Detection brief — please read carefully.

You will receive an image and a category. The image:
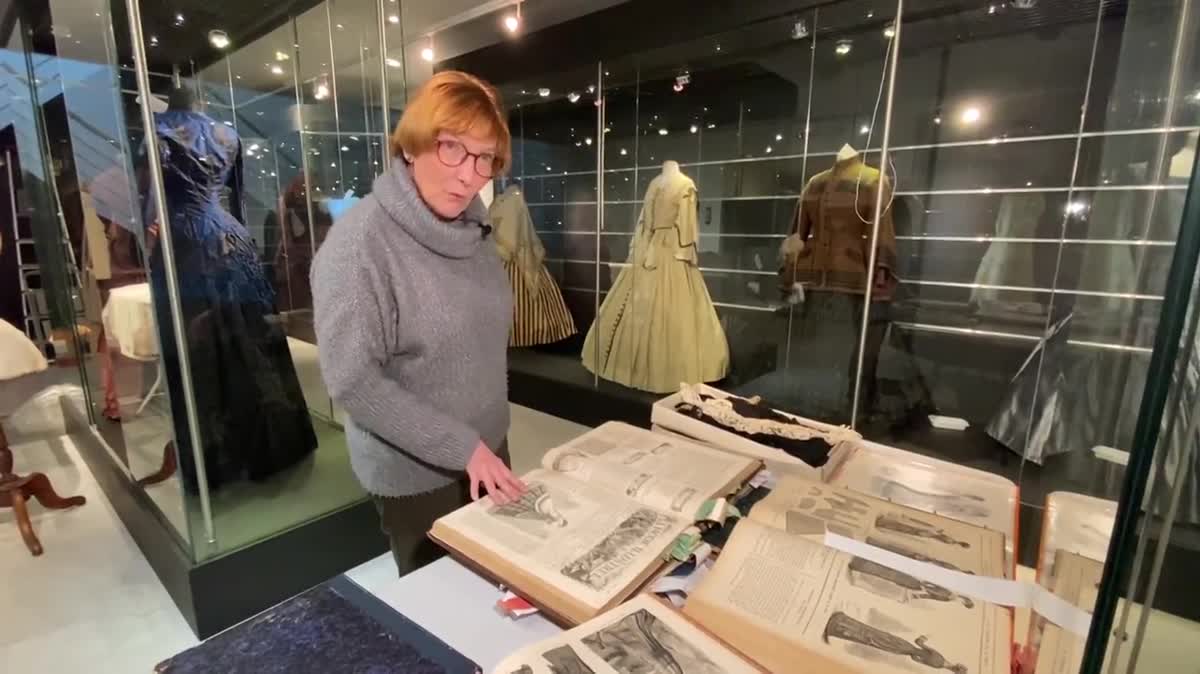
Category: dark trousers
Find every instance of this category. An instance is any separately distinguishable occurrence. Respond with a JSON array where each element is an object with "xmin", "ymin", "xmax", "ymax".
[{"xmin": 372, "ymin": 442, "xmax": 510, "ymax": 577}]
